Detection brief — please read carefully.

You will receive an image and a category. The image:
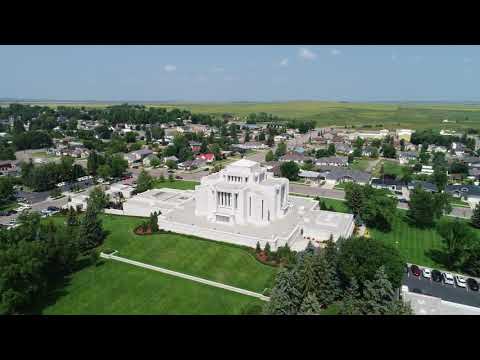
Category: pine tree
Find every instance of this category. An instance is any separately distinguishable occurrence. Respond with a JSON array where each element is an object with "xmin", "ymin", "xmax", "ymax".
[
  {"xmin": 299, "ymin": 255, "xmax": 316, "ymax": 296},
  {"xmin": 339, "ymin": 278, "xmax": 362, "ymax": 315},
  {"xmin": 150, "ymin": 212, "xmax": 159, "ymax": 232},
  {"xmin": 264, "ymin": 242, "xmax": 271, "ymax": 256},
  {"xmin": 66, "ymin": 206, "xmax": 78, "ymax": 226},
  {"xmin": 472, "ymin": 203, "xmax": 480, "ymax": 229},
  {"xmin": 256, "ymin": 241, "xmax": 261, "ymax": 253},
  {"xmin": 78, "ymin": 199, "xmax": 105, "ymax": 252},
  {"xmin": 361, "ymin": 266, "xmax": 402, "ymax": 315},
  {"xmin": 298, "ymin": 292, "xmax": 322, "ymax": 315},
  {"xmin": 263, "ymin": 269, "xmax": 302, "ymax": 315},
  {"xmin": 313, "ymin": 250, "xmax": 342, "ymax": 306}
]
